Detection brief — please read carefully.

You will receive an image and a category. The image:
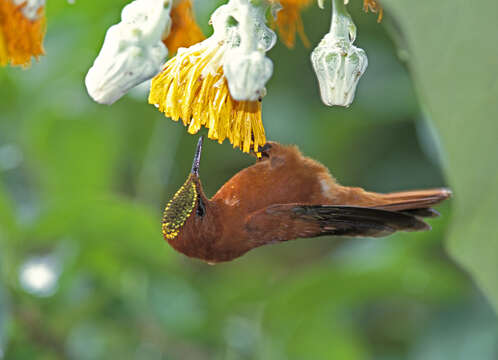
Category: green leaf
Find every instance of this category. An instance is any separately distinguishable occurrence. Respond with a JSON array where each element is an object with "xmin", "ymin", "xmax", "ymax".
[{"xmin": 380, "ymin": 0, "xmax": 498, "ymax": 311}]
